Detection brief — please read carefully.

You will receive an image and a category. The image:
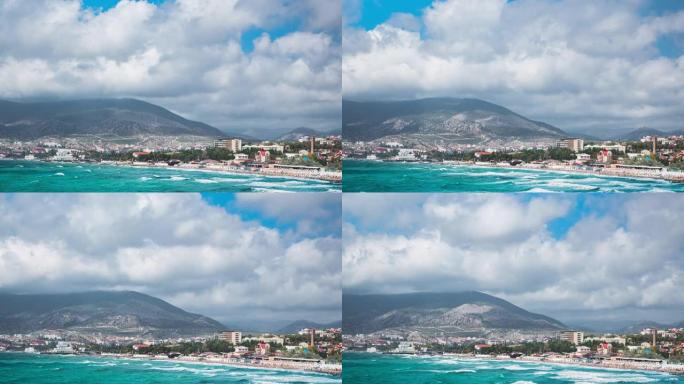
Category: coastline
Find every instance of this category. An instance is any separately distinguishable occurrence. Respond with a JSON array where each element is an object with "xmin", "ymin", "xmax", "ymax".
[
  {"xmin": 99, "ymin": 353, "xmax": 342, "ymax": 376},
  {"xmin": 410, "ymin": 352, "xmax": 684, "ymax": 376},
  {"xmin": 2, "ymin": 158, "xmax": 342, "ymax": 185},
  {"xmin": 348, "ymin": 158, "xmax": 684, "ymax": 184}
]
